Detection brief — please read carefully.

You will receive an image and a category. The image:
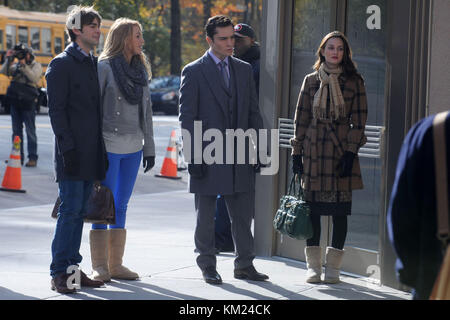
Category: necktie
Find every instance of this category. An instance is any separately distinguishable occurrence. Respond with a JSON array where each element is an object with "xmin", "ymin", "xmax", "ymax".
[{"xmin": 219, "ymin": 60, "xmax": 229, "ymax": 89}]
